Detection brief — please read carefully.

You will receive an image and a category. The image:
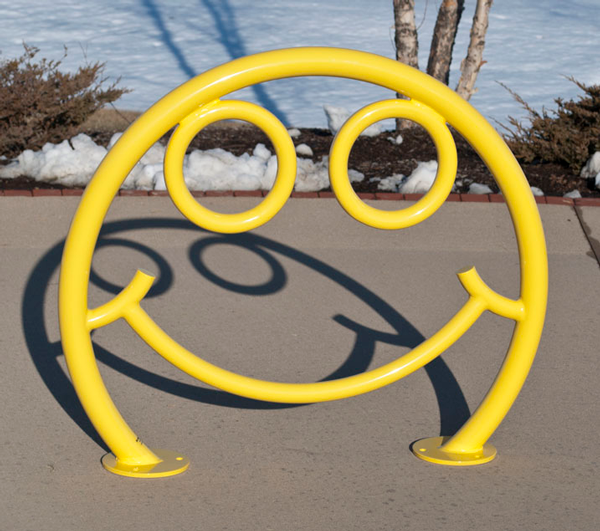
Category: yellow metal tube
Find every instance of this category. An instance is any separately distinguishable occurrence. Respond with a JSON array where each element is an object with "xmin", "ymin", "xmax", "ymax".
[
  {"xmin": 58, "ymin": 47, "xmax": 548, "ymax": 473},
  {"xmin": 457, "ymin": 267, "xmax": 525, "ymax": 322},
  {"xmin": 164, "ymin": 99, "xmax": 296, "ymax": 233},
  {"xmin": 87, "ymin": 269, "xmax": 155, "ymax": 330},
  {"xmin": 122, "ymin": 291, "xmax": 487, "ymax": 403},
  {"xmin": 330, "ymin": 99, "xmax": 457, "ymax": 229}
]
